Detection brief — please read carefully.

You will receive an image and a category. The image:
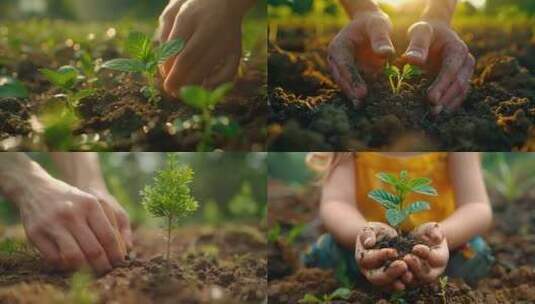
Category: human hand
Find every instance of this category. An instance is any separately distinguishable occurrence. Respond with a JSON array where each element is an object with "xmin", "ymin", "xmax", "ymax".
[
  {"xmin": 328, "ymin": 9, "xmax": 395, "ymax": 107},
  {"xmin": 355, "ymin": 222, "xmax": 408, "ymax": 291},
  {"xmin": 157, "ymin": 0, "xmax": 254, "ymax": 96},
  {"xmin": 402, "ymin": 20, "xmax": 475, "ymax": 114},
  {"xmin": 16, "ymin": 177, "xmax": 127, "ymax": 275},
  {"xmin": 402, "ymin": 222, "xmax": 449, "ymax": 285}
]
